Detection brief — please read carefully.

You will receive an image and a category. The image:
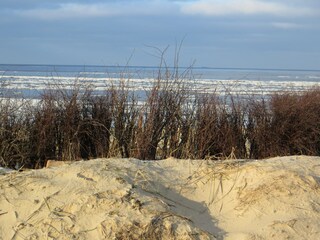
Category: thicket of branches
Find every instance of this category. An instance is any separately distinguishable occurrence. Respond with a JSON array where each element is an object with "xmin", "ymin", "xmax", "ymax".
[{"xmin": 1, "ymin": 64, "xmax": 320, "ymax": 169}]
